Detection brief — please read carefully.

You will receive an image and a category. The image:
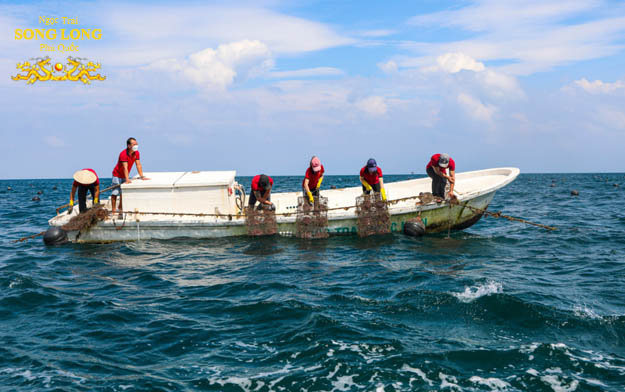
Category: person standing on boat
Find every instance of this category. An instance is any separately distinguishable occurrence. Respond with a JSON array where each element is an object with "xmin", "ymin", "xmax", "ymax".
[
  {"xmin": 303, "ymin": 156, "xmax": 324, "ymax": 204},
  {"xmin": 111, "ymin": 137, "xmax": 149, "ymax": 215},
  {"xmin": 69, "ymin": 169, "xmax": 99, "ymax": 214},
  {"xmin": 360, "ymin": 158, "xmax": 387, "ymax": 201},
  {"xmin": 426, "ymin": 153, "xmax": 455, "ymax": 199},
  {"xmin": 249, "ymin": 174, "xmax": 275, "ymax": 210}
]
